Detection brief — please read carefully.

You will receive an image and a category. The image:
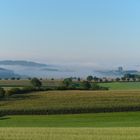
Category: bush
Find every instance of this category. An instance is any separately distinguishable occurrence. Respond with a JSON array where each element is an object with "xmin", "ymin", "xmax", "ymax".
[
  {"xmin": 68, "ymin": 85, "xmax": 77, "ymax": 90},
  {"xmin": 63, "ymin": 78, "xmax": 72, "ymax": 87},
  {"xmin": 87, "ymin": 75, "xmax": 93, "ymax": 81},
  {"xmin": 57, "ymin": 86, "xmax": 67, "ymax": 90},
  {"xmin": 0, "ymin": 87, "xmax": 5, "ymax": 98},
  {"xmin": 82, "ymin": 81, "xmax": 91, "ymax": 90}
]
